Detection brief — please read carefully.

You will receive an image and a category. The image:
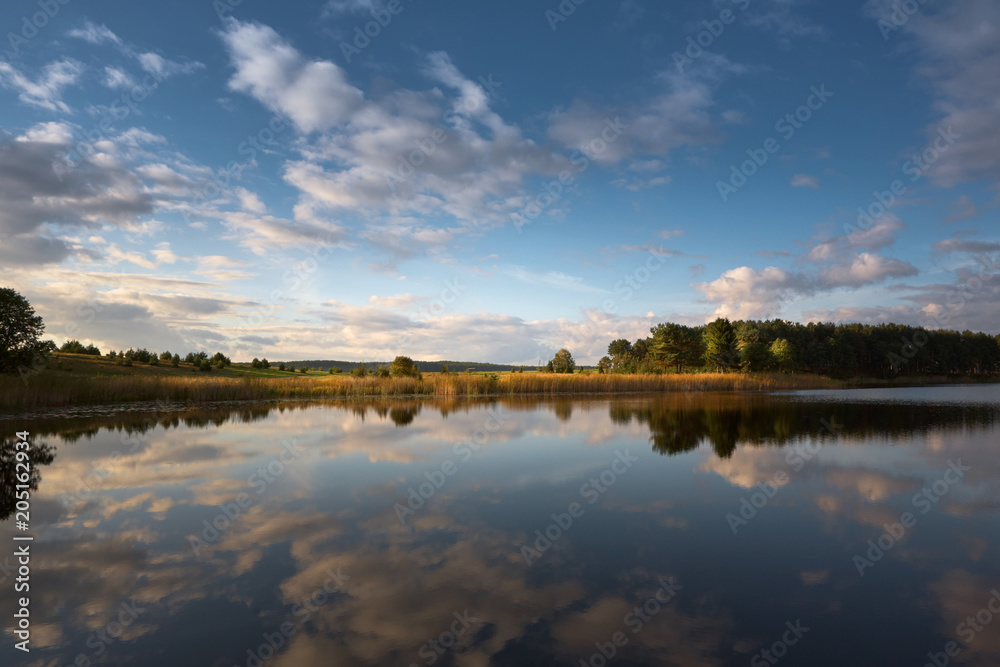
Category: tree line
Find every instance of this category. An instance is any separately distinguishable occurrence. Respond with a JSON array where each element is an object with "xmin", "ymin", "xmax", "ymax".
[{"xmin": 597, "ymin": 318, "xmax": 1000, "ymax": 378}]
